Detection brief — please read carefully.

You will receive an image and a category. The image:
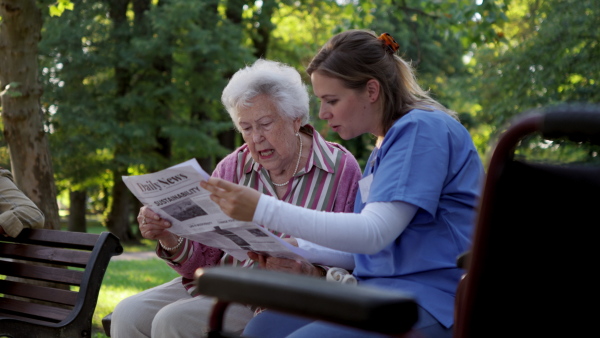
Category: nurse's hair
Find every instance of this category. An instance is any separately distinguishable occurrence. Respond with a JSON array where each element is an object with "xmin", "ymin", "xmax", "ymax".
[
  {"xmin": 222, "ymin": 59, "xmax": 310, "ymax": 132},
  {"xmin": 306, "ymin": 29, "xmax": 457, "ymax": 135}
]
